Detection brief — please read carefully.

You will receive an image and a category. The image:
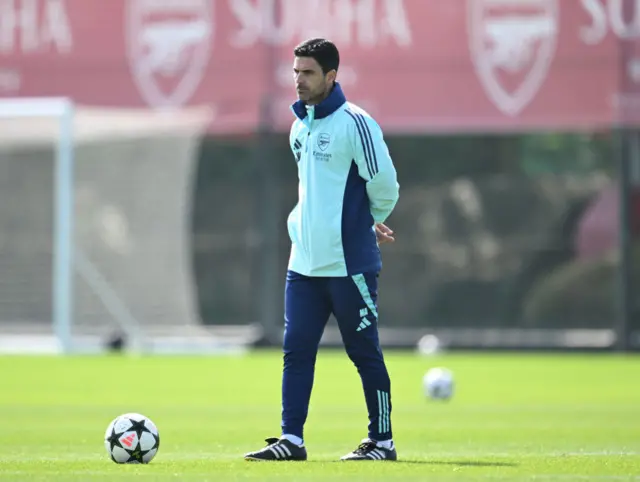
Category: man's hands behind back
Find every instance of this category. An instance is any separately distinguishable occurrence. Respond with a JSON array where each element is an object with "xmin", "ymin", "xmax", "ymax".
[{"xmin": 375, "ymin": 223, "xmax": 395, "ymax": 245}]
